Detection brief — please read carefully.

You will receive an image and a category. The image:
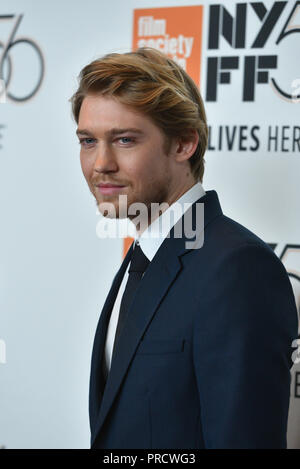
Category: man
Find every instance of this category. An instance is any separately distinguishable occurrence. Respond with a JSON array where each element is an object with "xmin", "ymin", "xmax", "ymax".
[{"xmin": 70, "ymin": 48, "xmax": 298, "ymax": 449}]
